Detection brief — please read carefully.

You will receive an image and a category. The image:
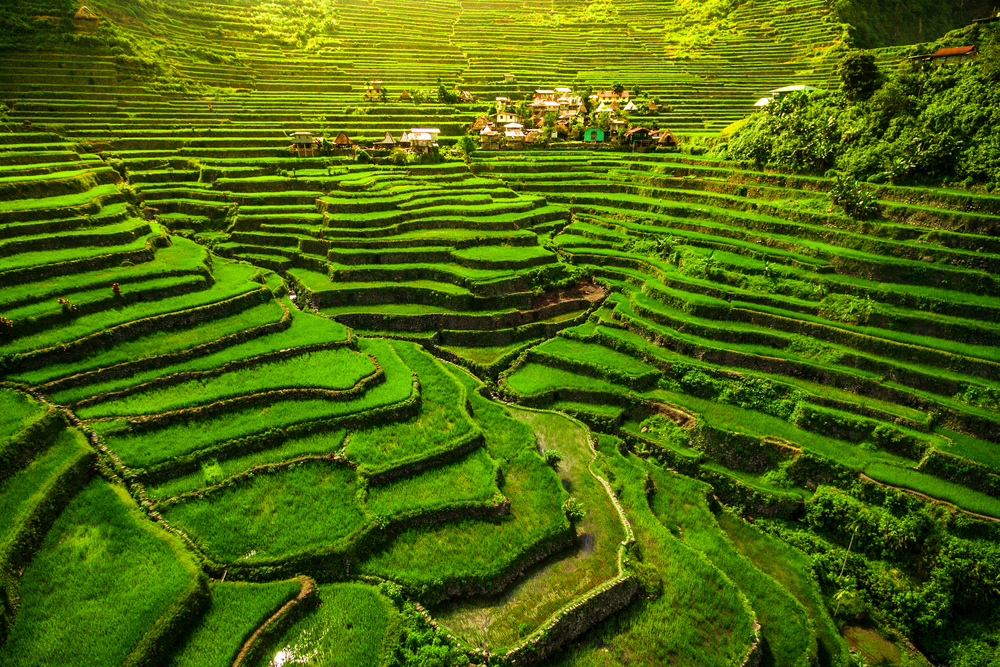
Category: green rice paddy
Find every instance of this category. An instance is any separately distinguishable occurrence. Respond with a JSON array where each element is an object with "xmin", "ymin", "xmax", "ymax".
[{"xmin": 0, "ymin": 0, "xmax": 998, "ymax": 664}]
